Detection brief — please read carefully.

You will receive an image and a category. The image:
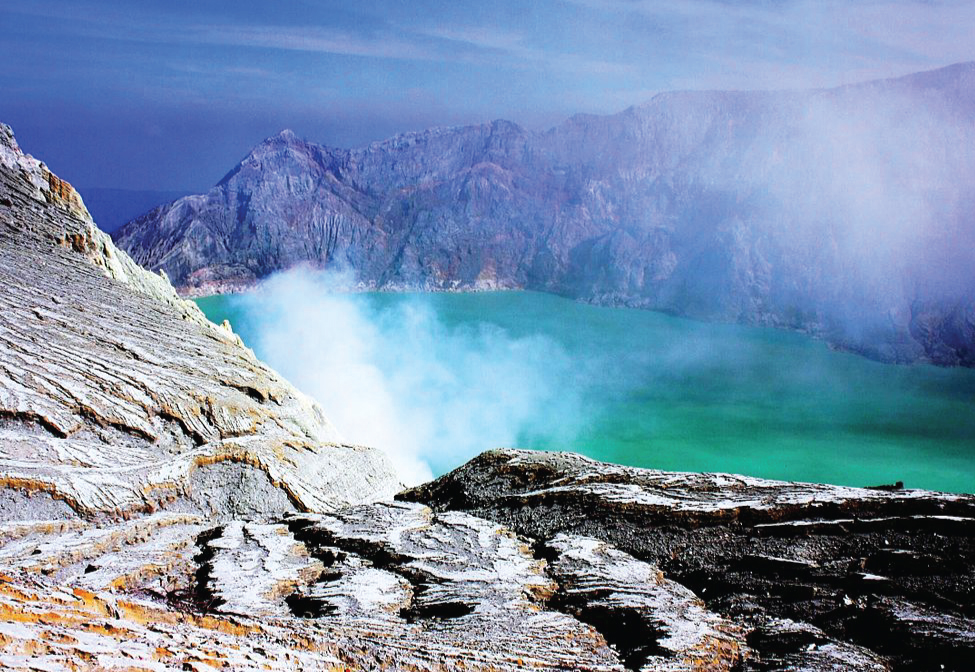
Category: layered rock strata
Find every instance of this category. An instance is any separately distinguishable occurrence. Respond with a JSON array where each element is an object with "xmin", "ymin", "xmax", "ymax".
[
  {"xmin": 402, "ymin": 449, "xmax": 975, "ymax": 671},
  {"xmin": 0, "ymin": 122, "xmax": 400, "ymax": 517},
  {"xmin": 0, "ymin": 500, "xmax": 747, "ymax": 671}
]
